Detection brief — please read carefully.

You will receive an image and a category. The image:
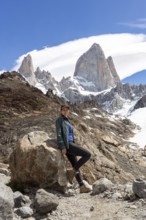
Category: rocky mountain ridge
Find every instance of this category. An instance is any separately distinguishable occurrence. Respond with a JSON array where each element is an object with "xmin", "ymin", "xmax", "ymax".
[{"xmin": 18, "ymin": 44, "xmax": 146, "ymax": 113}]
